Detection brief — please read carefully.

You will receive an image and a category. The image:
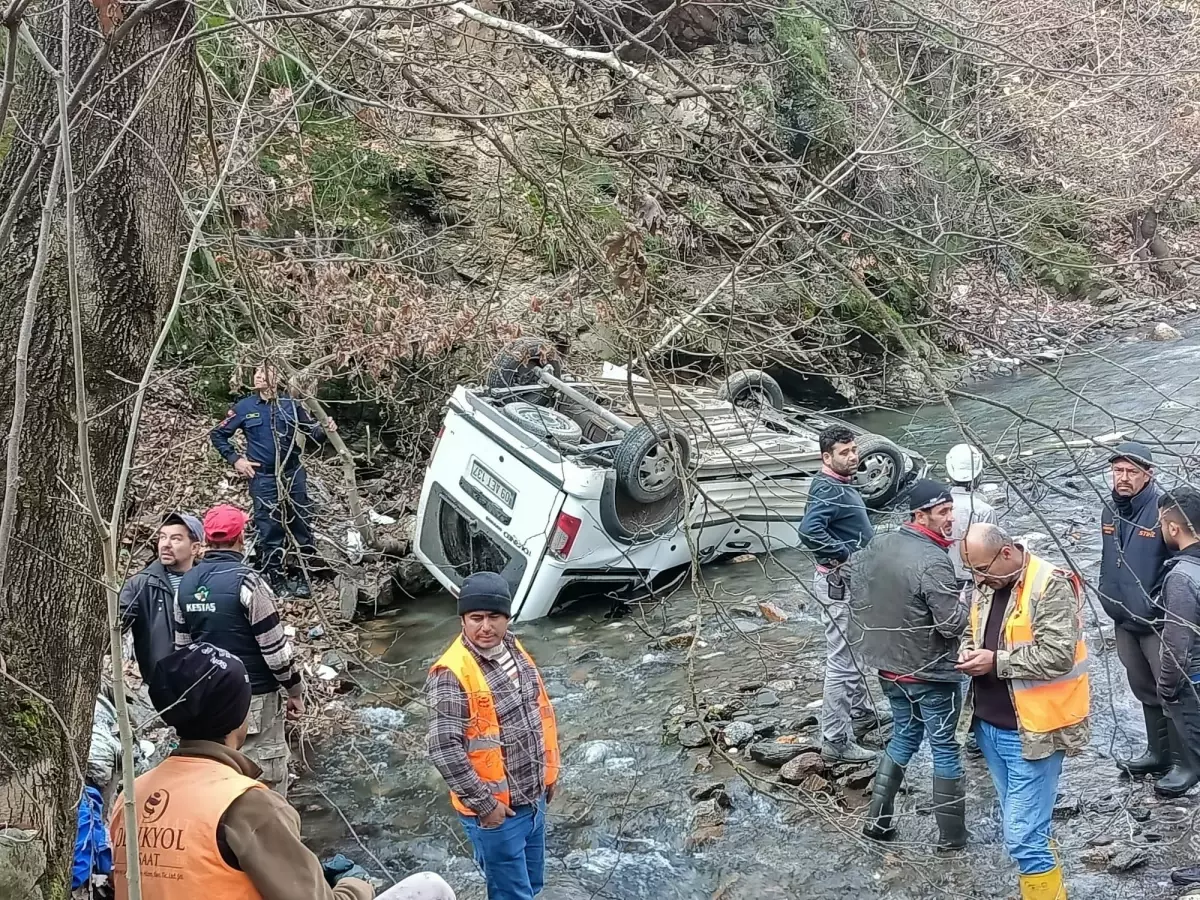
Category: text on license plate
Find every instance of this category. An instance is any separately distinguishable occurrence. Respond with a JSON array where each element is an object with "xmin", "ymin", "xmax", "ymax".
[{"xmin": 470, "ymin": 461, "xmax": 516, "ymax": 509}]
